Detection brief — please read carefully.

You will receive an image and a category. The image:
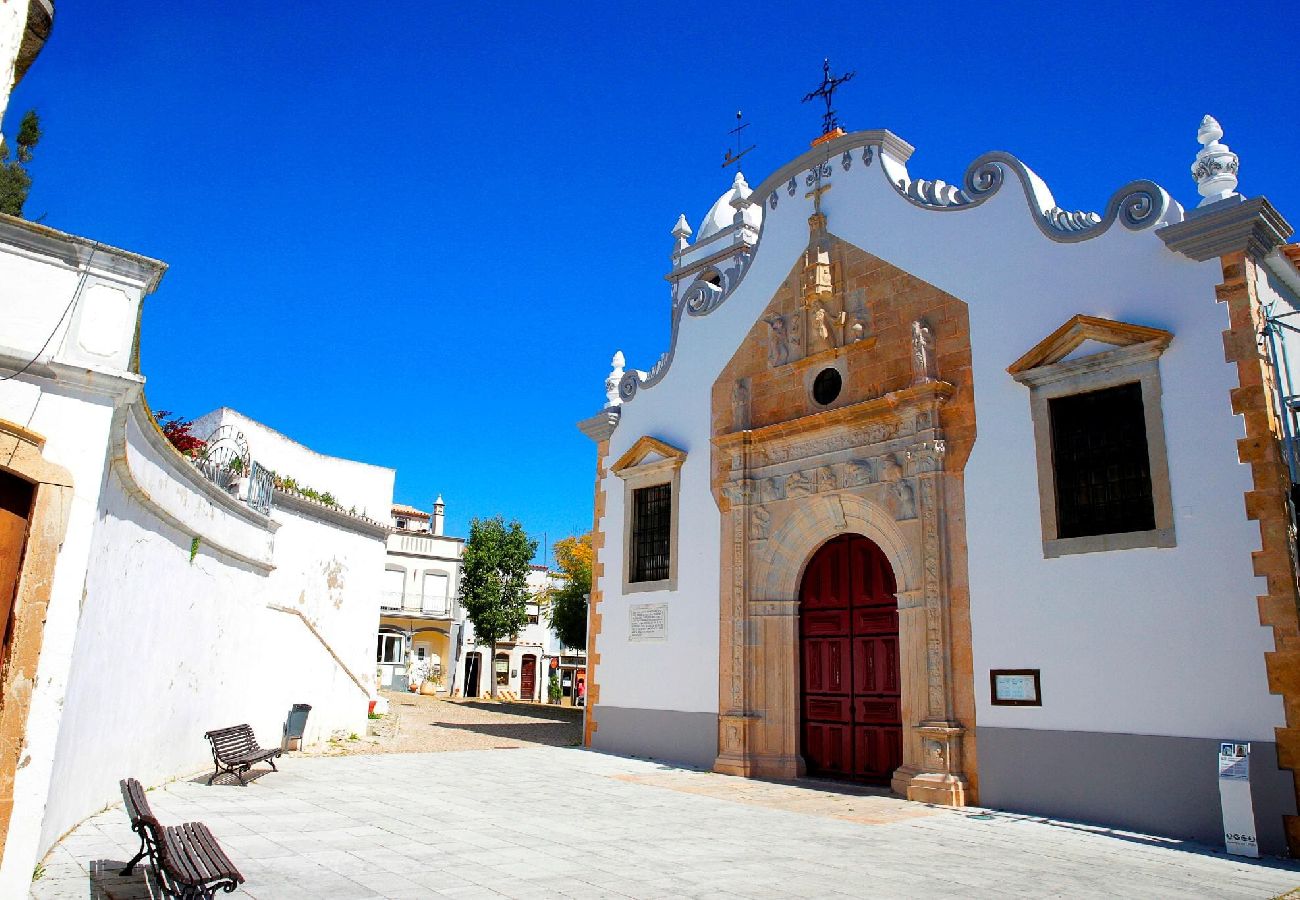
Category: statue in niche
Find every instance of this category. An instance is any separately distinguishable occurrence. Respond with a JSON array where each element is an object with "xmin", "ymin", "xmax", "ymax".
[
  {"xmin": 816, "ymin": 466, "xmax": 837, "ymax": 493},
  {"xmin": 765, "ymin": 315, "xmax": 789, "ymax": 367},
  {"xmin": 911, "ymin": 318, "xmax": 938, "ymax": 385},
  {"xmin": 785, "ymin": 469, "xmax": 816, "ymax": 498},
  {"xmin": 892, "ymin": 479, "xmax": 917, "ymax": 520},
  {"xmin": 732, "ymin": 379, "xmax": 751, "ymax": 430},
  {"xmin": 846, "ymin": 288, "xmax": 869, "ymax": 344},
  {"xmin": 811, "ymin": 303, "xmax": 846, "ymax": 353},
  {"xmin": 878, "ymin": 452, "xmax": 904, "ymax": 484},
  {"xmin": 749, "ymin": 505, "xmax": 771, "ymax": 541}
]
